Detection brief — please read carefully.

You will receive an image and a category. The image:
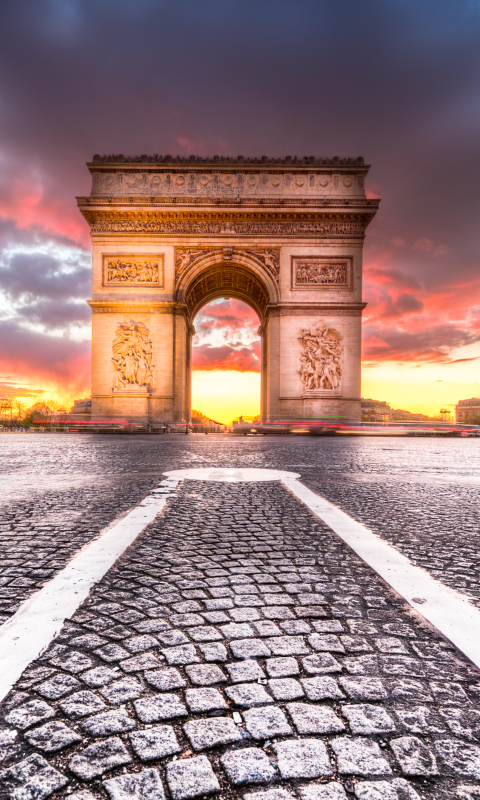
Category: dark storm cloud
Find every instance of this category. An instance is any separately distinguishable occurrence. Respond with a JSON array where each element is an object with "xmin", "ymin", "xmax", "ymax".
[
  {"xmin": 0, "ymin": 0, "xmax": 479, "ymax": 376},
  {"xmin": 0, "ymin": 218, "xmax": 82, "ymax": 253},
  {"xmin": 0, "ymin": 252, "xmax": 90, "ymax": 303},
  {"xmin": 1, "ymin": 0, "xmax": 479, "ymax": 217},
  {"xmin": 0, "ymin": 245, "xmax": 91, "ymax": 334},
  {"xmin": 19, "ymin": 299, "xmax": 90, "ymax": 328}
]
